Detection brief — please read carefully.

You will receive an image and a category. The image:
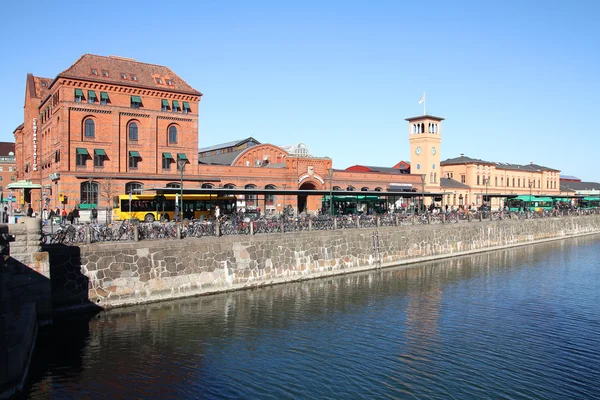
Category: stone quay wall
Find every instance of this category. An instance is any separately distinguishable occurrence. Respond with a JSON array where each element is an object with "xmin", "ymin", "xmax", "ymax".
[{"xmin": 47, "ymin": 215, "xmax": 600, "ymax": 311}]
